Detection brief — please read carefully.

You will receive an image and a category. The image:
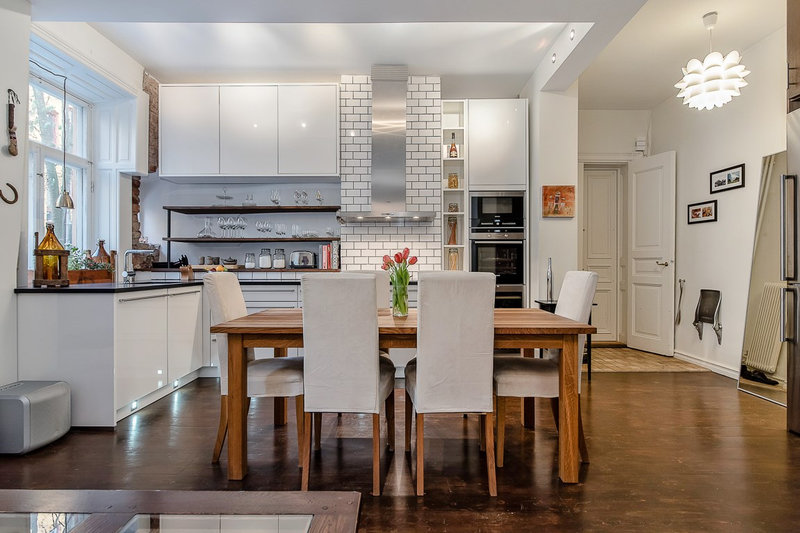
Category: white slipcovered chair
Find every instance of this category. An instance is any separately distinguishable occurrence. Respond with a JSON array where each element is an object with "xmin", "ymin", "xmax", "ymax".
[
  {"xmin": 204, "ymin": 272, "xmax": 305, "ymax": 465},
  {"xmin": 493, "ymin": 270, "xmax": 598, "ymax": 467},
  {"xmin": 300, "ymin": 273, "xmax": 396, "ymax": 496},
  {"xmin": 404, "ymin": 271, "xmax": 497, "ymax": 496}
]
